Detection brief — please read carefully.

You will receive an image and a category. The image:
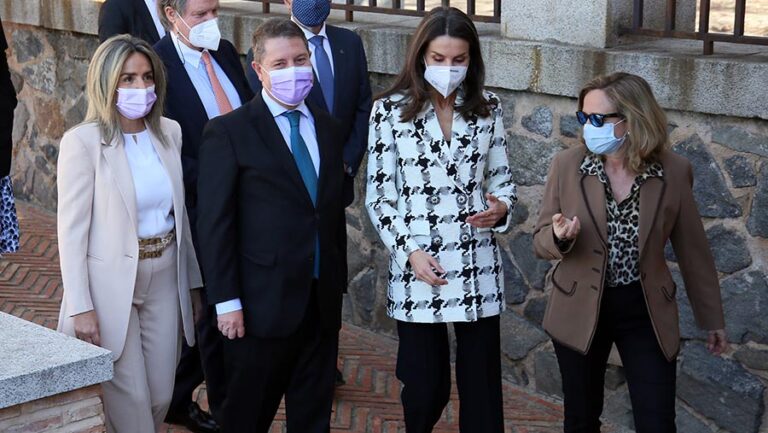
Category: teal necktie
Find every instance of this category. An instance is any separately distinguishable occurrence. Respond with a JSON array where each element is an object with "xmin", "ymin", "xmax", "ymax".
[{"xmin": 283, "ymin": 111, "xmax": 320, "ymax": 278}]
